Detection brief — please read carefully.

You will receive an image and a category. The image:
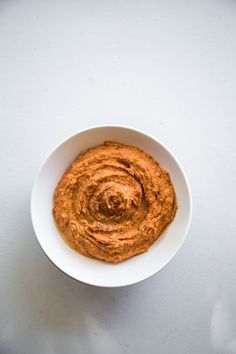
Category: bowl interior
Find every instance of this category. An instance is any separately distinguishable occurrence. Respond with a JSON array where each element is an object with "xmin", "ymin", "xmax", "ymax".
[{"xmin": 31, "ymin": 126, "xmax": 191, "ymax": 287}]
